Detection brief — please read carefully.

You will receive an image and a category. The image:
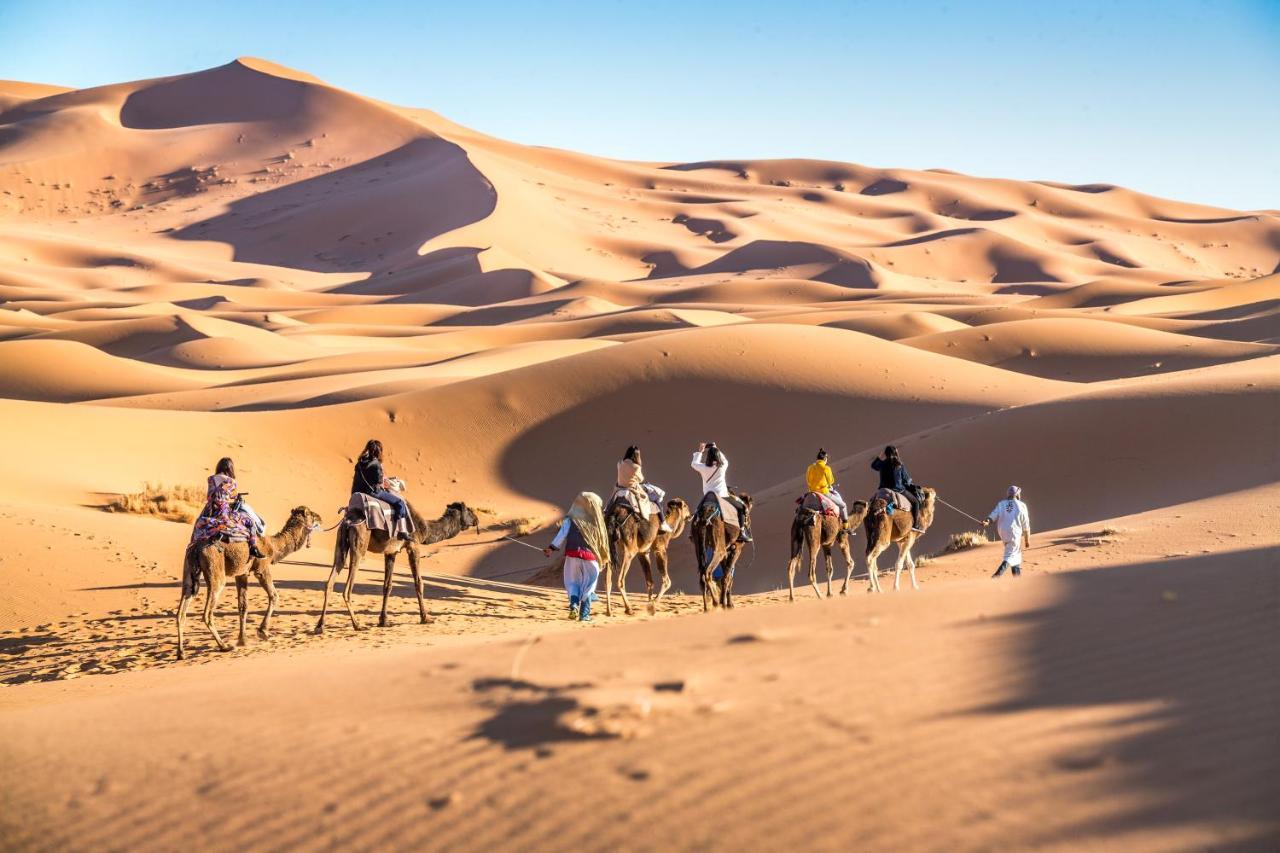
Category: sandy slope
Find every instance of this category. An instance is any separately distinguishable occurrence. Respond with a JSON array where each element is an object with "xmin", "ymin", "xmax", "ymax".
[{"xmin": 0, "ymin": 58, "xmax": 1277, "ymax": 851}]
